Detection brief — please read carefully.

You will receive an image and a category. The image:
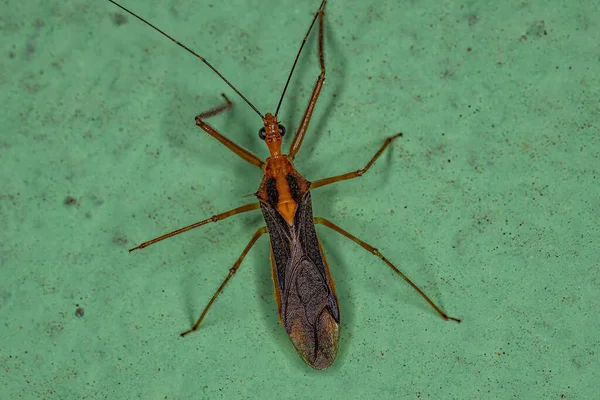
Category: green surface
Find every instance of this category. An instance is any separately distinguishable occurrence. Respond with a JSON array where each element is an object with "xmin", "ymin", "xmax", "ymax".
[{"xmin": 2, "ymin": 0, "xmax": 599, "ymax": 398}]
